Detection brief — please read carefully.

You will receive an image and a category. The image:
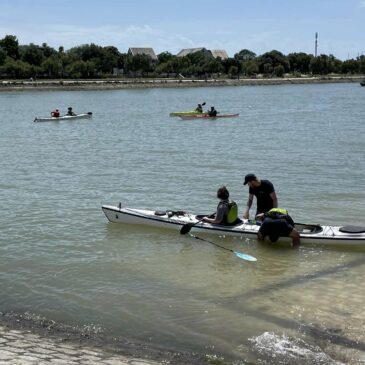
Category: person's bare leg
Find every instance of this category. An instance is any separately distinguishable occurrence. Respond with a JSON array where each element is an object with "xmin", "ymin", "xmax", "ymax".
[{"xmin": 289, "ymin": 229, "xmax": 300, "ymax": 248}]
